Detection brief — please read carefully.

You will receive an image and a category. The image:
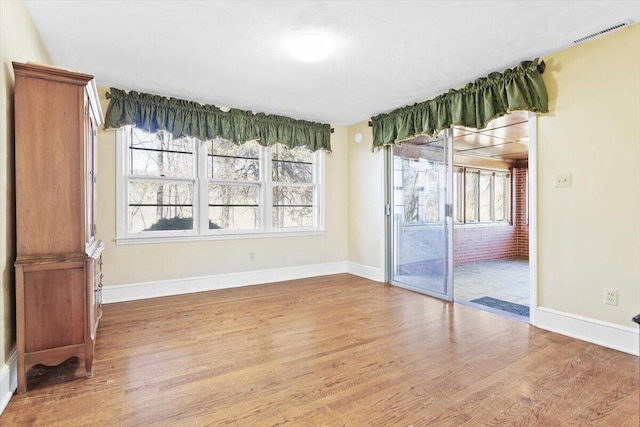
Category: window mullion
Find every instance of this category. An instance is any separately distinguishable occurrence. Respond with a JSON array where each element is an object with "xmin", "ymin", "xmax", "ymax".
[
  {"xmin": 491, "ymin": 172, "xmax": 496, "ymax": 222},
  {"xmin": 117, "ymin": 127, "xmax": 130, "ymax": 238},
  {"xmin": 128, "ymin": 176, "xmax": 196, "ymax": 185},
  {"xmin": 263, "ymin": 145, "xmax": 272, "ymax": 232},
  {"xmin": 212, "ymin": 178, "xmax": 264, "ymax": 186},
  {"xmin": 508, "ymin": 173, "xmax": 513, "ymax": 224},
  {"xmin": 315, "ymin": 151, "xmax": 324, "ymax": 228},
  {"xmin": 475, "ymin": 170, "xmax": 480, "ymax": 222},
  {"xmin": 460, "ymin": 167, "xmax": 465, "ymax": 224},
  {"xmin": 197, "ymin": 139, "xmax": 208, "ymax": 233},
  {"xmin": 270, "ymin": 182, "xmax": 316, "ymax": 188}
]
